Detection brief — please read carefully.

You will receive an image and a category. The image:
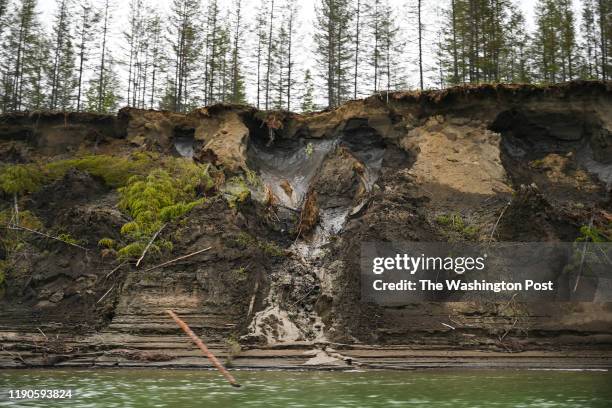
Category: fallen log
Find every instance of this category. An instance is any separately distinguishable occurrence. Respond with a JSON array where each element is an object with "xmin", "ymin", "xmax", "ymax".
[{"xmin": 166, "ymin": 309, "xmax": 241, "ymax": 388}]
